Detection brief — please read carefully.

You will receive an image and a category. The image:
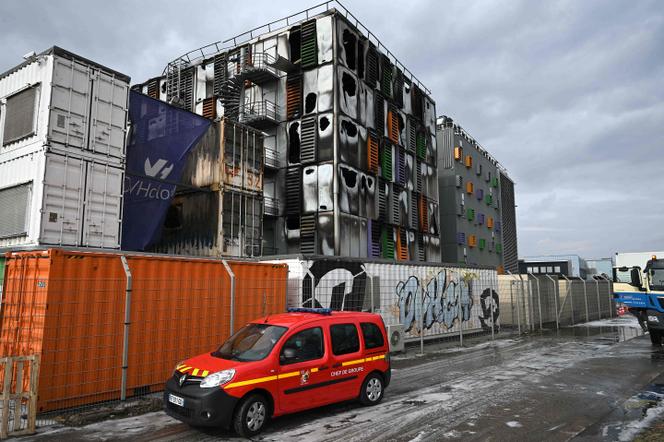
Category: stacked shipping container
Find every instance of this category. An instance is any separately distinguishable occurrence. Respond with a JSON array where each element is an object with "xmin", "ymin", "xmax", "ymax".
[
  {"xmin": 147, "ymin": 117, "xmax": 265, "ymax": 257},
  {"xmin": 0, "ymin": 248, "xmax": 288, "ymax": 412},
  {"xmin": 0, "ymin": 47, "xmax": 130, "ymax": 249}
]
